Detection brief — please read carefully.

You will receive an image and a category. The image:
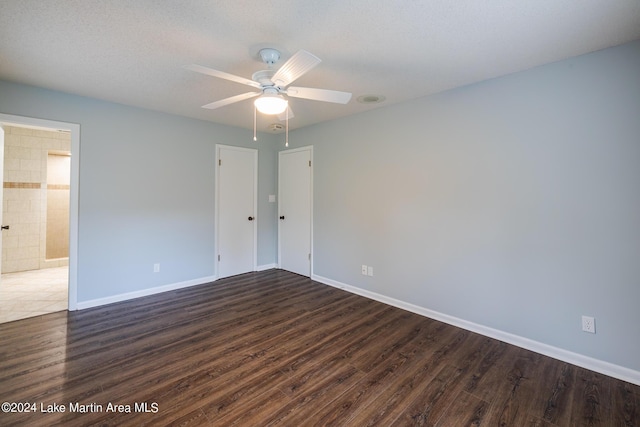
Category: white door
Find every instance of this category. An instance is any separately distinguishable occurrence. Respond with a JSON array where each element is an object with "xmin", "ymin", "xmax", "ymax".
[
  {"xmin": 0, "ymin": 126, "xmax": 4, "ymax": 277},
  {"xmin": 279, "ymin": 146, "xmax": 312, "ymax": 277},
  {"xmin": 217, "ymin": 145, "xmax": 257, "ymax": 278}
]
